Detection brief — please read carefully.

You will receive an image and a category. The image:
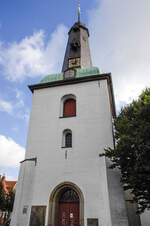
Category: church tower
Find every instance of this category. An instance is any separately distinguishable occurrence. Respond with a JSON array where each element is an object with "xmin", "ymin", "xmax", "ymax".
[{"xmin": 11, "ymin": 9, "xmax": 130, "ymax": 226}]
